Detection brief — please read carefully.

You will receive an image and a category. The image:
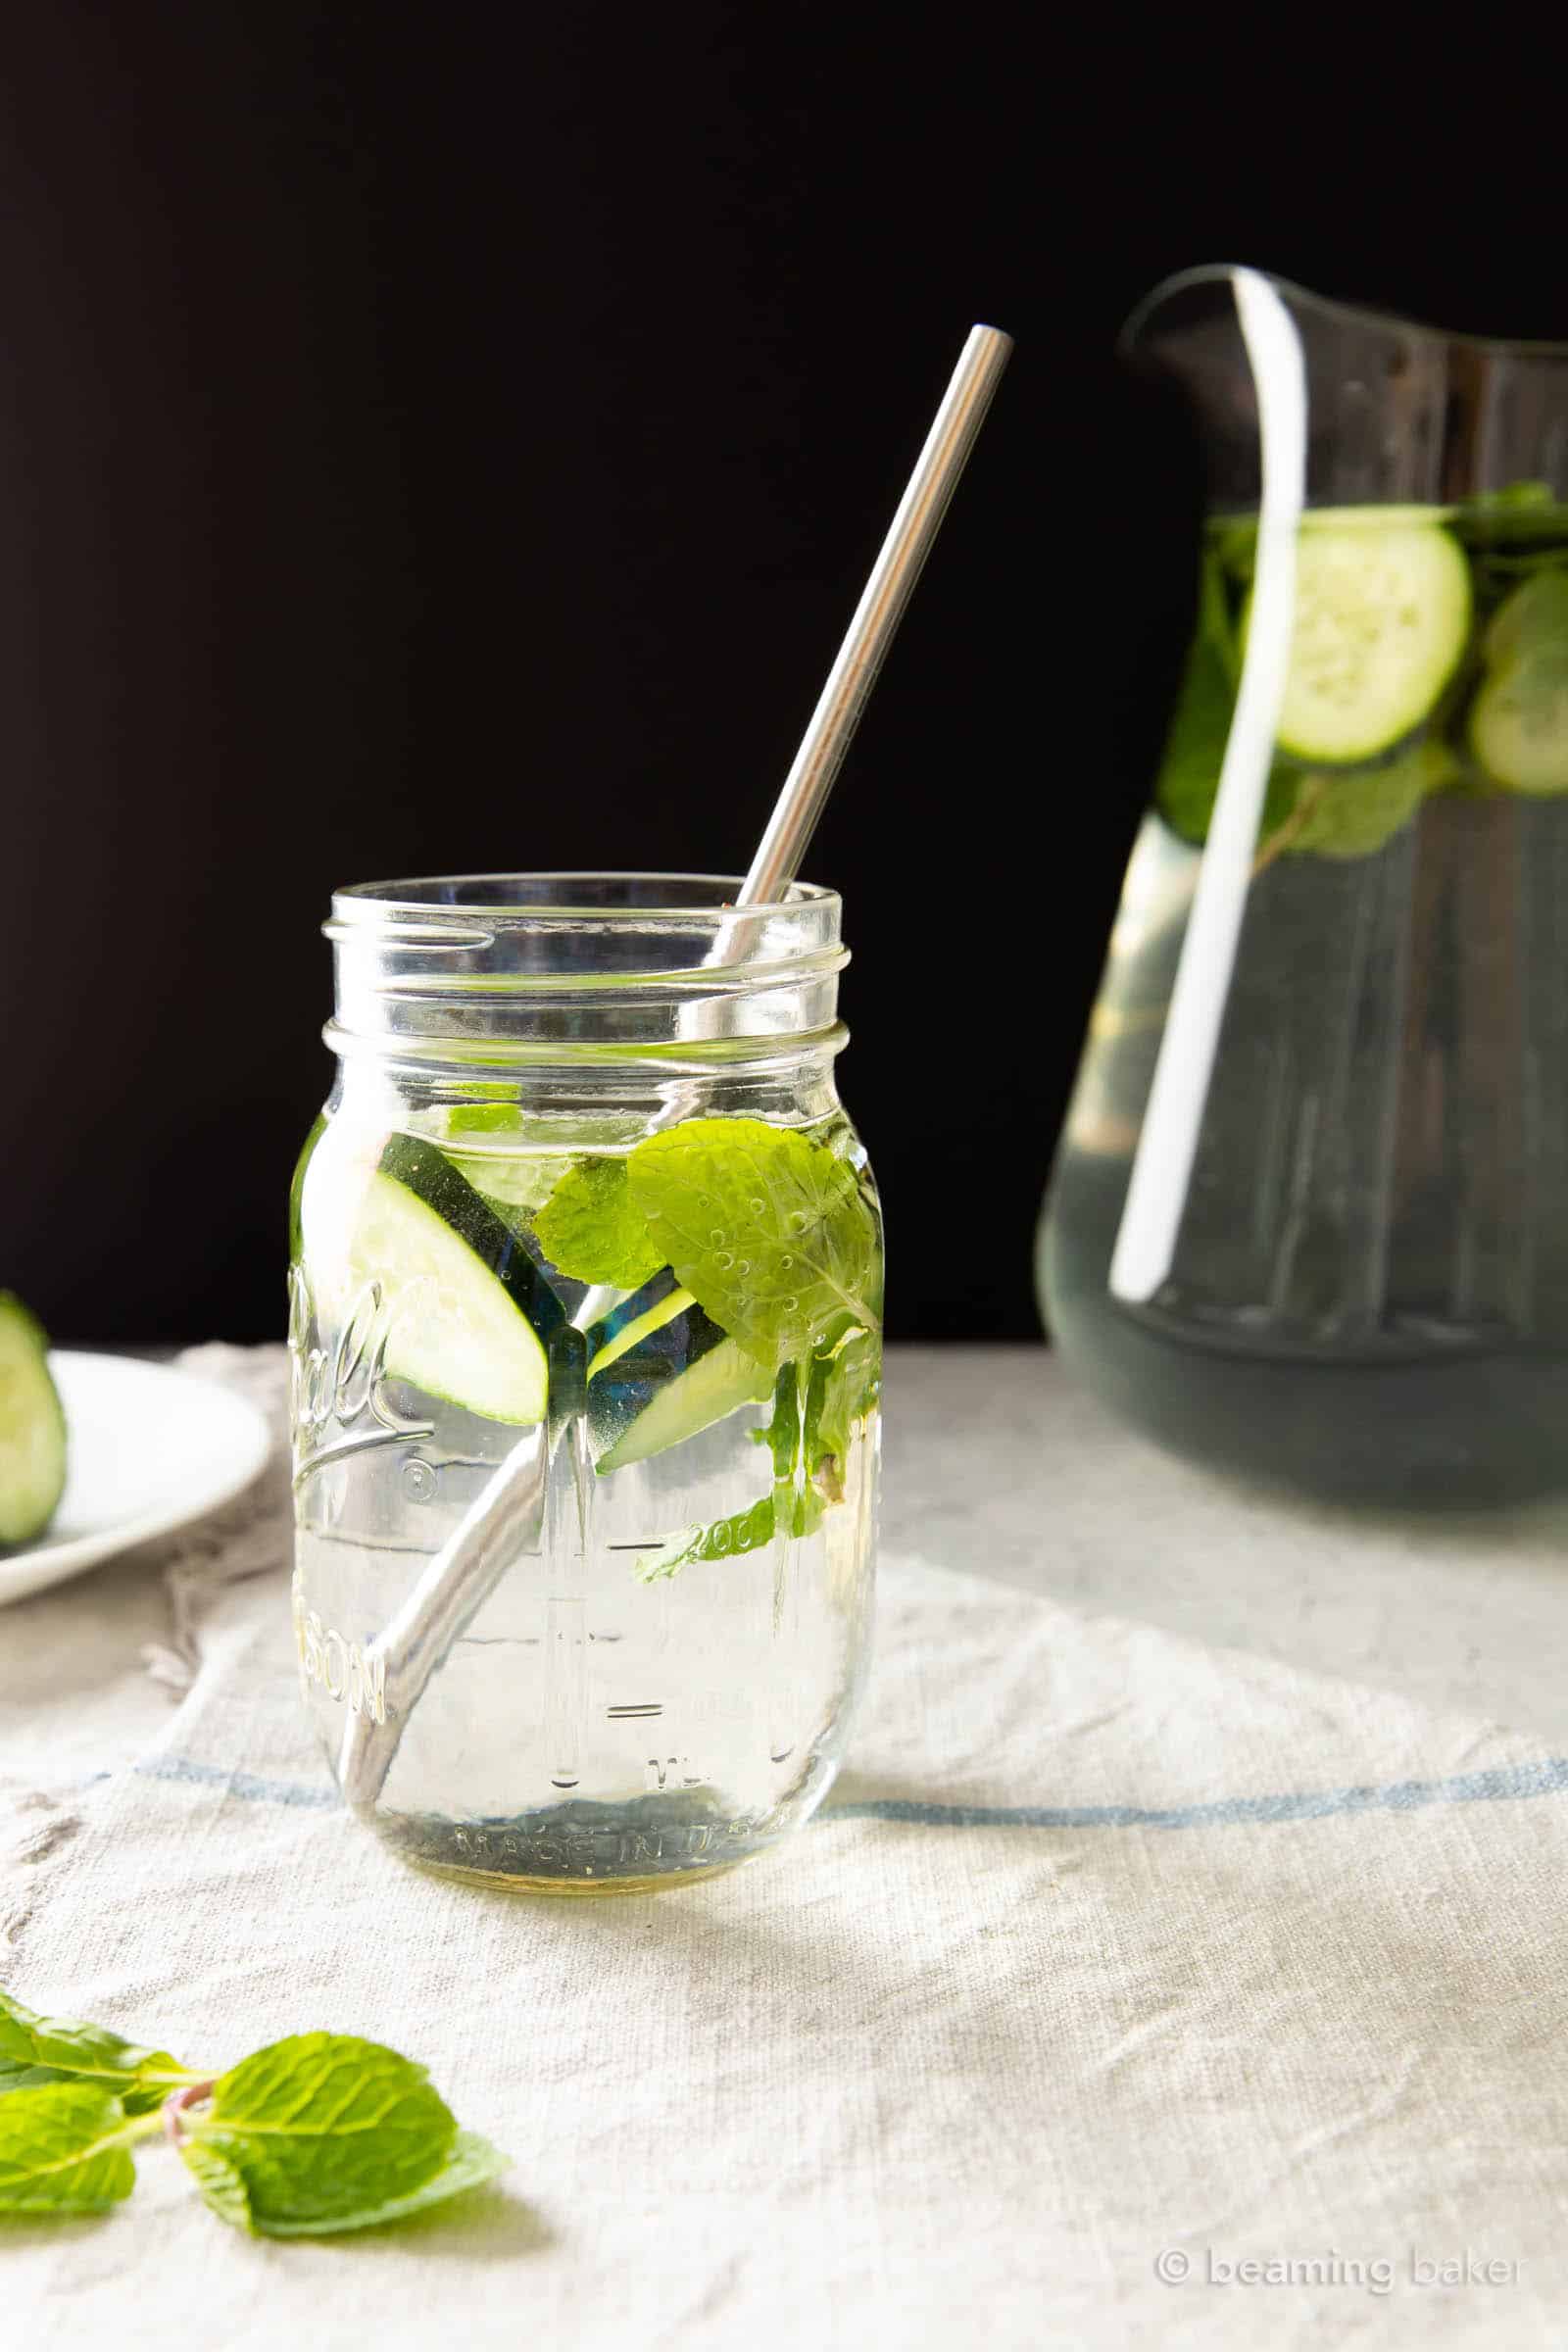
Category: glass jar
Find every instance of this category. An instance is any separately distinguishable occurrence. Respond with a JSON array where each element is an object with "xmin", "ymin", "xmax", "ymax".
[{"xmin": 287, "ymin": 874, "xmax": 881, "ymax": 1891}]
